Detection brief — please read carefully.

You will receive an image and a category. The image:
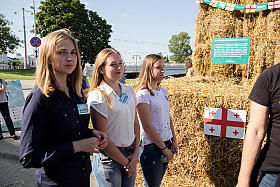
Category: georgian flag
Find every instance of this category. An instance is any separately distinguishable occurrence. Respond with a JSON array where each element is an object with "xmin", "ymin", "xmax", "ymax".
[
  {"xmin": 210, "ymin": 0, "xmax": 219, "ymax": 7},
  {"xmin": 204, "ymin": 107, "xmax": 247, "ymax": 139},
  {"xmin": 196, "ymin": 0, "xmax": 202, "ymax": 4},
  {"xmin": 268, "ymin": 1, "xmax": 280, "ymax": 9},
  {"xmin": 245, "ymin": 4, "xmax": 257, "ymax": 13},
  {"xmin": 225, "ymin": 3, "xmax": 236, "ymax": 11}
]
